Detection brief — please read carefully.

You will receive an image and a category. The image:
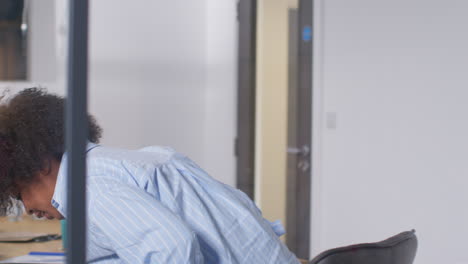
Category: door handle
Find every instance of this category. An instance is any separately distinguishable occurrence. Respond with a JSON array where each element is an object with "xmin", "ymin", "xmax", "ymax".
[{"xmin": 287, "ymin": 145, "xmax": 310, "ymax": 156}]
